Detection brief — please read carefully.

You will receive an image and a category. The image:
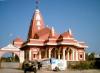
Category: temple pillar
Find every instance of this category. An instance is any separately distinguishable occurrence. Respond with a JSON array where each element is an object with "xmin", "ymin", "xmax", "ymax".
[
  {"xmin": 72, "ymin": 49, "xmax": 74, "ymax": 61},
  {"xmin": 49, "ymin": 48, "xmax": 52, "ymax": 58},
  {"xmin": 63, "ymin": 48, "xmax": 66, "ymax": 60},
  {"xmin": 58, "ymin": 49, "xmax": 60, "ymax": 59},
  {"xmin": 67, "ymin": 52, "xmax": 69, "ymax": 61},
  {"xmin": 84, "ymin": 51, "xmax": 85, "ymax": 61},
  {"xmin": 45, "ymin": 49, "xmax": 47, "ymax": 58},
  {"xmin": 76, "ymin": 50, "xmax": 78, "ymax": 61},
  {"xmin": 29, "ymin": 50, "xmax": 32, "ymax": 61},
  {"xmin": 19, "ymin": 51, "xmax": 24, "ymax": 63},
  {"xmin": 39, "ymin": 50, "xmax": 41, "ymax": 59}
]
